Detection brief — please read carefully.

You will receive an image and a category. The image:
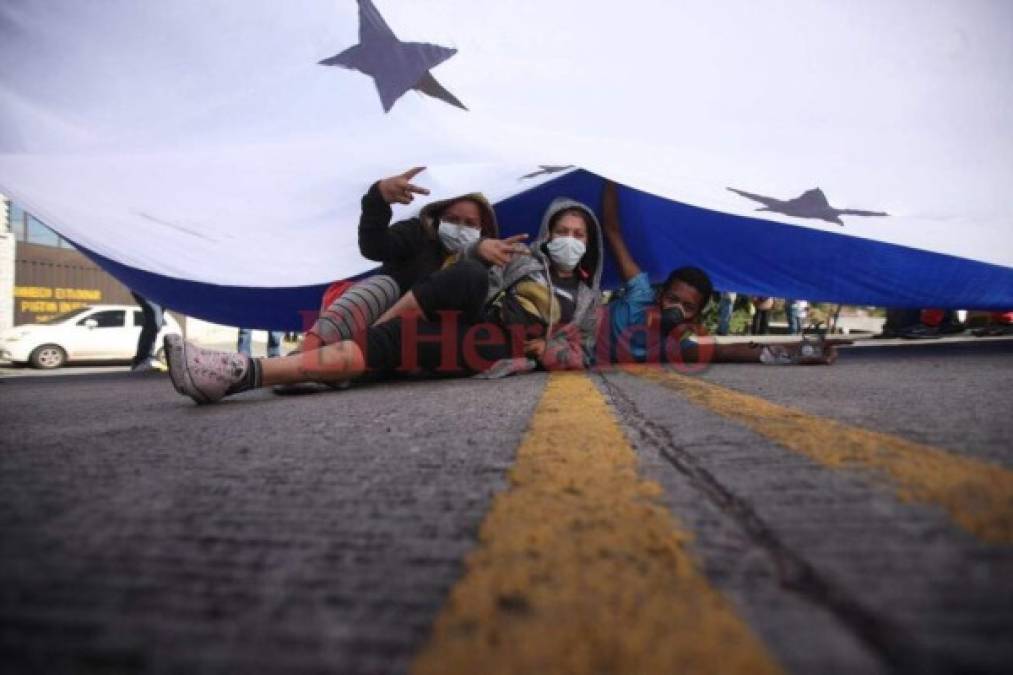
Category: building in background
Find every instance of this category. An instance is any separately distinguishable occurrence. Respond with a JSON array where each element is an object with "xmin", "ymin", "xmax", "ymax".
[
  {"xmin": 6, "ymin": 200, "xmax": 134, "ymax": 326},
  {"xmin": 0, "ymin": 194, "xmax": 14, "ymax": 331}
]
